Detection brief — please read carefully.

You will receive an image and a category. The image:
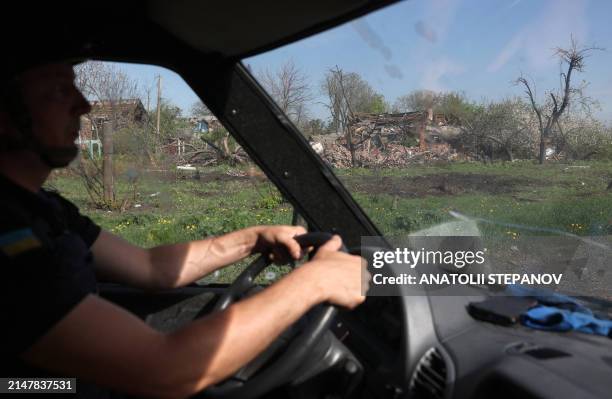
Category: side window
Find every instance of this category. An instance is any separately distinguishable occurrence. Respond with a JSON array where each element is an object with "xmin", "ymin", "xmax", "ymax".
[{"xmin": 48, "ymin": 61, "xmax": 295, "ymax": 284}]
